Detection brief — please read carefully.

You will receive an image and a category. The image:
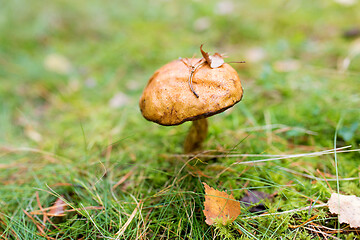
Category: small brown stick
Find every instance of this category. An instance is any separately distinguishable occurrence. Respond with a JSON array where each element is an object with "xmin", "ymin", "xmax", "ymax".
[
  {"xmin": 35, "ymin": 192, "xmax": 48, "ymax": 228},
  {"xmin": 35, "ymin": 192, "xmax": 59, "ymax": 230},
  {"xmin": 227, "ymin": 61, "xmax": 246, "ymax": 64},
  {"xmin": 181, "ymin": 58, "xmax": 205, "ymax": 98},
  {"xmin": 23, "ymin": 210, "xmax": 55, "ymax": 240},
  {"xmin": 289, "ymin": 214, "xmax": 318, "ymax": 228},
  {"xmin": 309, "ymin": 223, "xmax": 344, "ymax": 233},
  {"xmin": 0, "ymin": 215, "xmax": 20, "ymax": 240},
  {"xmin": 313, "ymin": 224, "xmax": 326, "ymax": 239},
  {"xmin": 303, "ymin": 226, "xmax": 341, "ymax": 240},
  {"xmin": 188, "ymin": 68, "xmax": 199, "ymax": 98}
]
